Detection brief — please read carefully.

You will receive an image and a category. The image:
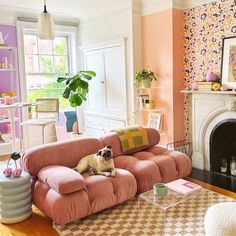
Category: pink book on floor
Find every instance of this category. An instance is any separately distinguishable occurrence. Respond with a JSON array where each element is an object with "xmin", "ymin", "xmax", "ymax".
[{"xmin": 165, "ymin": 179, "xmax": 202, "ymax": 195}]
